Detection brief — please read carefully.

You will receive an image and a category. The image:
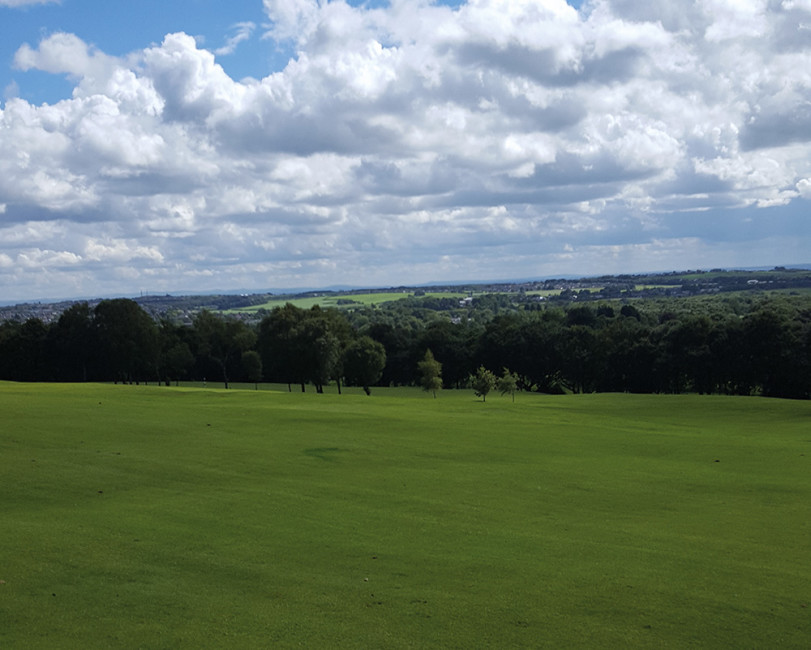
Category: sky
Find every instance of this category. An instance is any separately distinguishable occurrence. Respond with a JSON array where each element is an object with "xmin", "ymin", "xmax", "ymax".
[{"xmin": 1, "ymin": 0, "xmax": 810, "ymax": 301}]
